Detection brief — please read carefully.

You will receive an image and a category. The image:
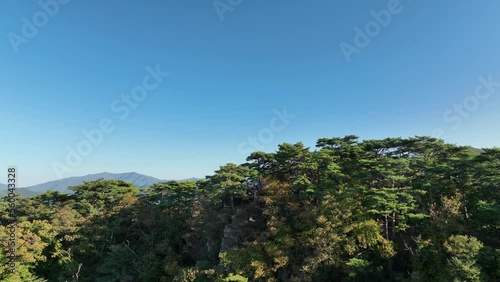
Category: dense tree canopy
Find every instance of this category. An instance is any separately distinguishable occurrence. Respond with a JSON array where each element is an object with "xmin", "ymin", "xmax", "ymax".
[{"xmin": 1, "ymin": 136, "xmax": 499, "ymax": 281}]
